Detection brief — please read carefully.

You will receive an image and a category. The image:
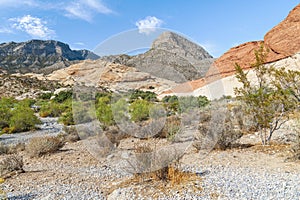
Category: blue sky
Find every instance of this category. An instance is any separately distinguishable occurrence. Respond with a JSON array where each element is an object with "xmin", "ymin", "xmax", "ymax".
[{"xmin": 0, "ymin": 0, "xmax": 299, "ymax": 57}]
